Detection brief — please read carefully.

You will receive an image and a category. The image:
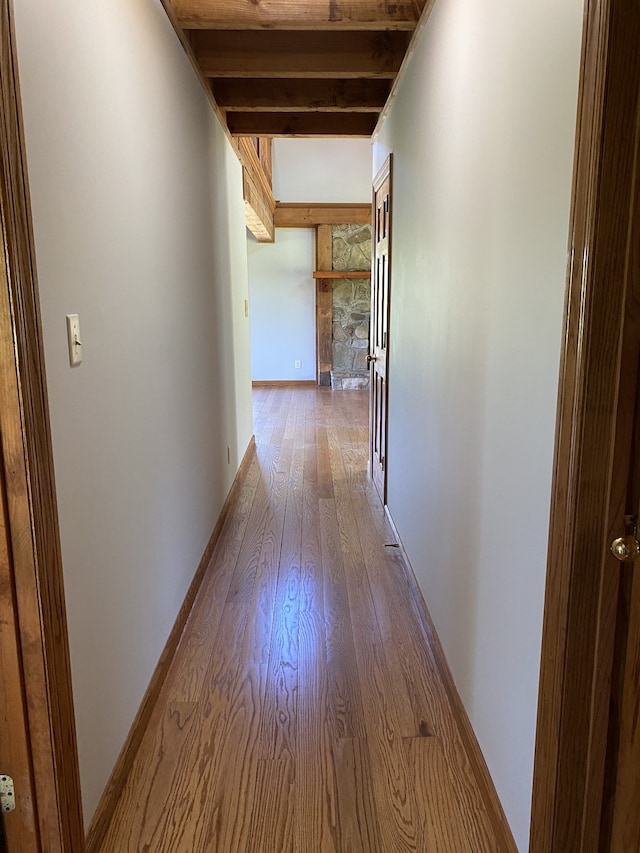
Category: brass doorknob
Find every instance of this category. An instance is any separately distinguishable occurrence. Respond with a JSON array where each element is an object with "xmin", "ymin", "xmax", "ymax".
[
  {"xmin": 610, "ymin": 536, "xmax": 640, "ymax": 562},
  {"xmin": 366, "ymin": 354, "xmax": 376, "ymax": 363},
  {"xmin": 611, "ymin": 514, "xmax": 640, "ymax": 562}
]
